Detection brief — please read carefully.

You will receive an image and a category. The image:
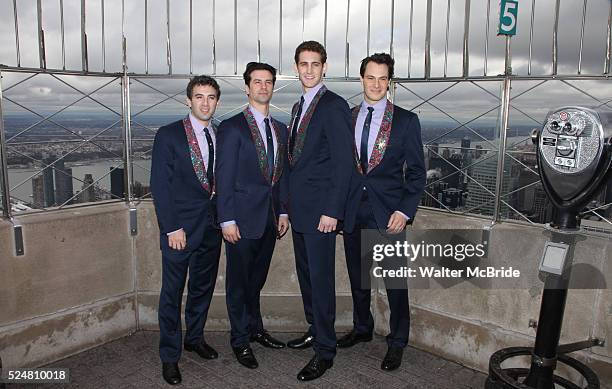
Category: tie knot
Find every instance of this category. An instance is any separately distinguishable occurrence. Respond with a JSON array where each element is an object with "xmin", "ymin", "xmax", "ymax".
[{"xmin": 367, "ymin": 107, "xmax": 374, "ymax": 114}]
